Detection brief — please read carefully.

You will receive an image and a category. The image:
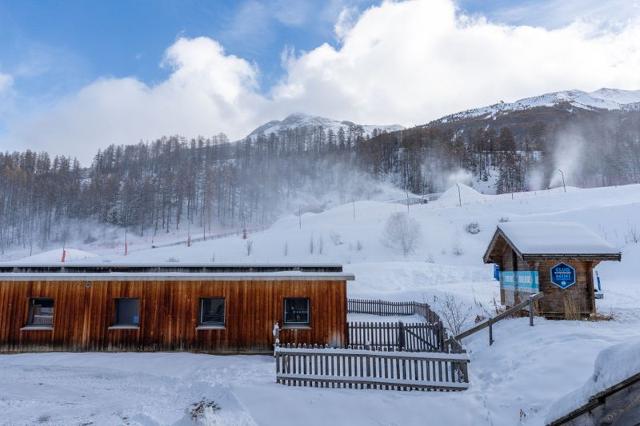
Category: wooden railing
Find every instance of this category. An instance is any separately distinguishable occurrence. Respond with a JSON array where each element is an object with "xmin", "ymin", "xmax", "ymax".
[
  {"xmin": 275, "ymin": 344, "xmax": 470, "ymax": 391},
  {"xmin": 452, "ymin": 293, "xmax": 544, "ymax": 345},
  {"xmin": 347, "ymin": 298, "xmax": 463, "ymax": 353},
  {"xmin": 347, "ymin": 299, "xmax": 441, "ymax": 322},
  {"xmin": 348, "ymin": 321, "xmax": 444, "ymax": 352}
]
